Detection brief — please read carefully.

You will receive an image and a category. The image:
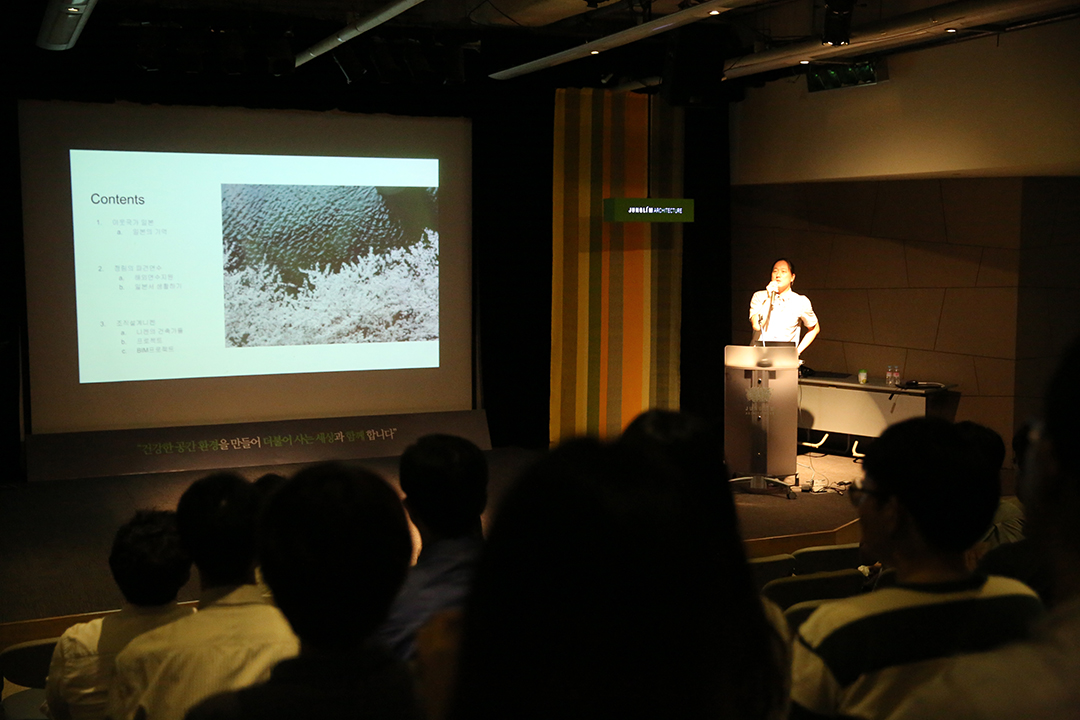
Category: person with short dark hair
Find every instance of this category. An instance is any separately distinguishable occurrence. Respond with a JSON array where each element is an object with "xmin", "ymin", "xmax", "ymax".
[
  {"xmin": 749, "ymin": 258, "xmax": 820, "ymax": 355},
  {"xmin": 789, "ymin": 417, "xmax": 1044, "ymax": 720},
  {"xmin": 110, "ymin": 473, "xmax": 299, "ymax": 720},
  {"xmin": 976, "ymin": 419, "xmax": 1053, "ymax": 601},
  {"xmin": 43, "ymin": 511, "xmax": 194, "ymax": 720},
  {"xmin": 185, "ymin": 462, "xmax": 418, "ymax": 720},
  {"xmin": 955, "ymin": 420, "xmax": 1025, "ymax": 557},
  {"xmin": 251, "ymin": 472, "xmax": 288, "ymax": 598},
  {"xmin": 375, "ymin": 434, "xmax": 488, "ymax": 661},
  {"xmin": 620, "ymin": 409, "xmax": 793, "ymax": 709},
  {"xmin": 449, "ymin": 437, "xmax": 788, "ymax": 720},
  {"xmin": 888, "ymin": 337, "xmax": 1080, "ymax": 720}
]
